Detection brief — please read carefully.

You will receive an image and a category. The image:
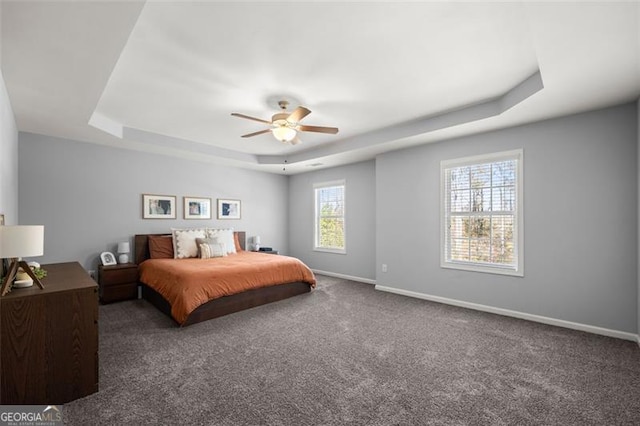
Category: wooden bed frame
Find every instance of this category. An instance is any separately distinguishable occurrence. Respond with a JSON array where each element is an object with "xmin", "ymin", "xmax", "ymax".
[{"xmin": 134, "ymin": 232, "xmax": 312, "ymax": 327}]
